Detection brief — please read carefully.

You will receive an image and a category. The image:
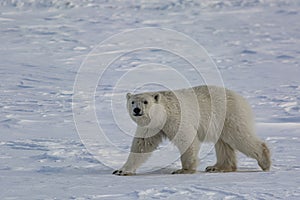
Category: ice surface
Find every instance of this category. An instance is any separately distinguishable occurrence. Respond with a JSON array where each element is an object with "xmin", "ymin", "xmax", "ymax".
[{"xmin": 0, "ymin": 0, "xmax": 300, "ymax": 199}]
